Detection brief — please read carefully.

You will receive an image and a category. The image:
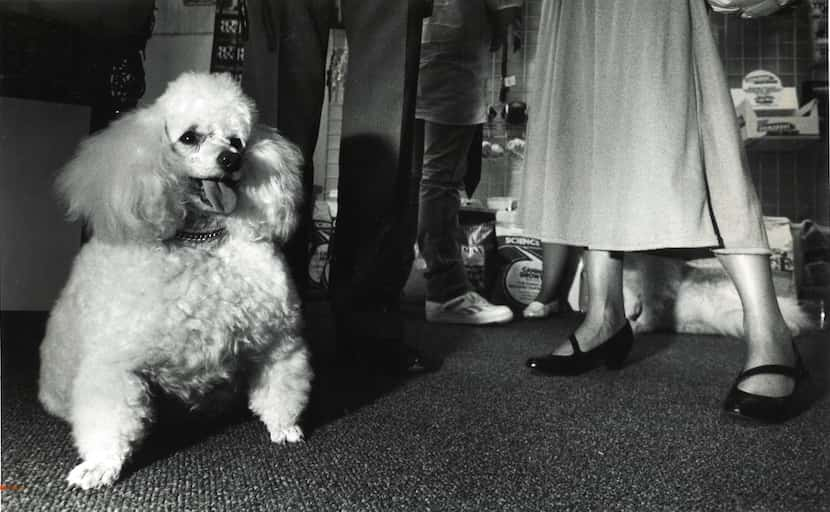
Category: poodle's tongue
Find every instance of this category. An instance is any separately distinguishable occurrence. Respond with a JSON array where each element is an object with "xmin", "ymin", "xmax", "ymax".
[{"xmin": 194, "ymin": 179, "xmax": 237, "ymax": 215}]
